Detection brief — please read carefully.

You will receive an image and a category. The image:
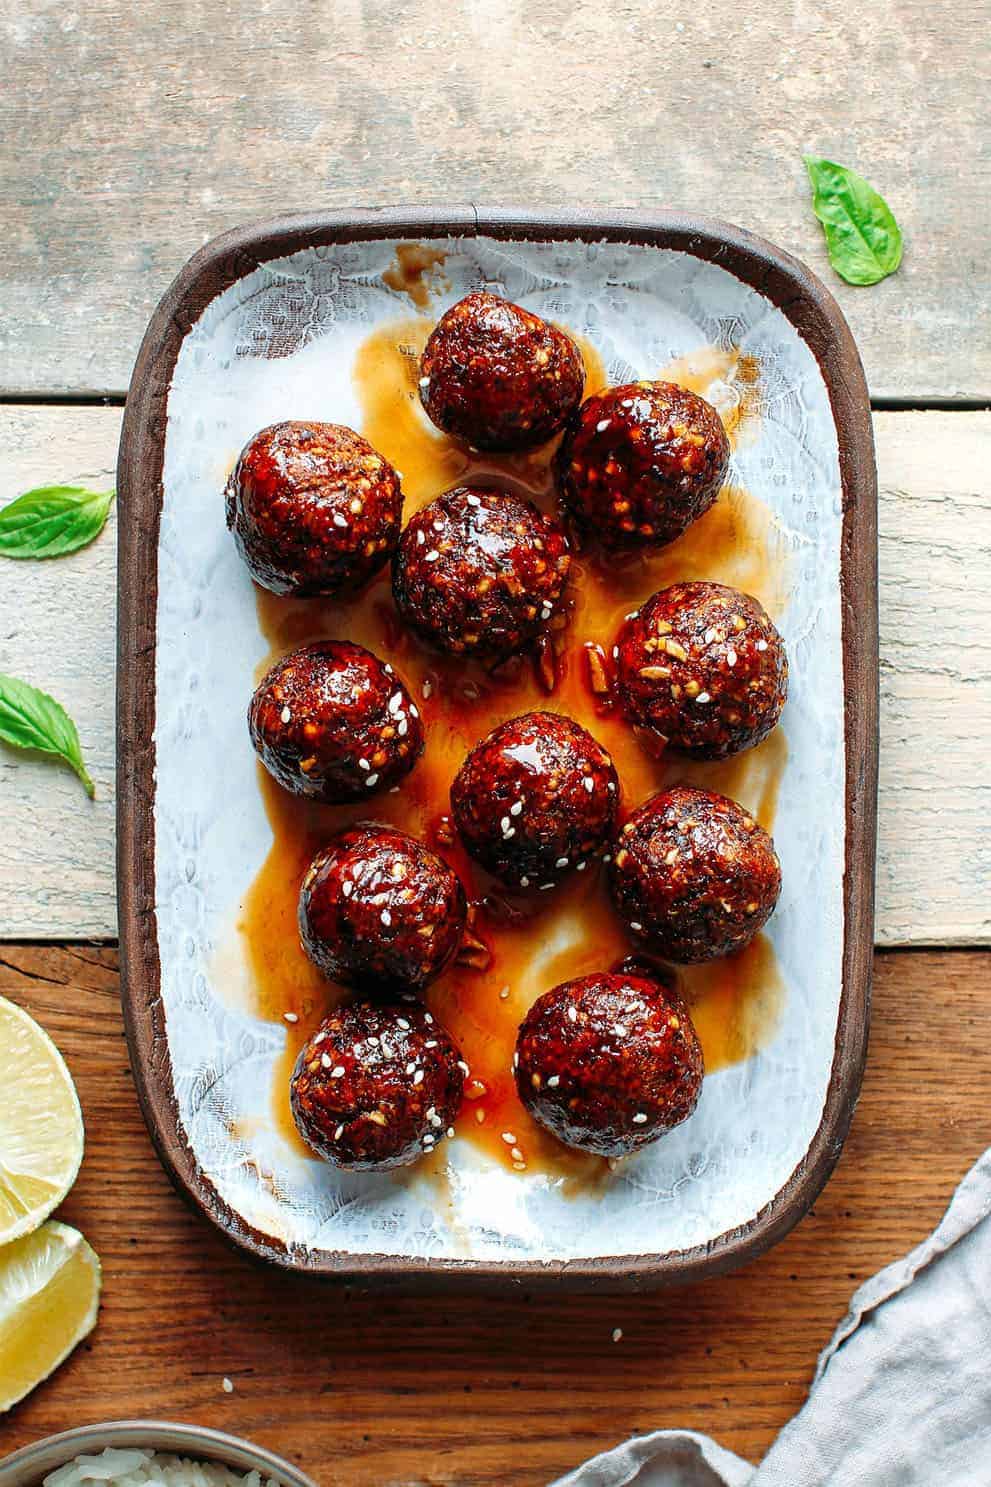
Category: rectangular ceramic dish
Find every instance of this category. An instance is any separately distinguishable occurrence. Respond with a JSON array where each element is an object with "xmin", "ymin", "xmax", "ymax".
[{"xmin": 117, "ymin": 208, "xmax": 877, "ymax": 1290}]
